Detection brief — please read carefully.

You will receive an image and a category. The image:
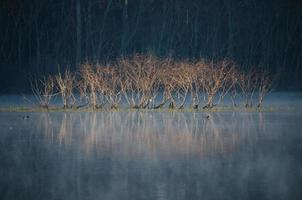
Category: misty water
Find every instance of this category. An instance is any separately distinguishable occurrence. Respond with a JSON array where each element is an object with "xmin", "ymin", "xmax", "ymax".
[{"xmin": 0, "ymin": 94, "xmax": 302, "ymax": 200}]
